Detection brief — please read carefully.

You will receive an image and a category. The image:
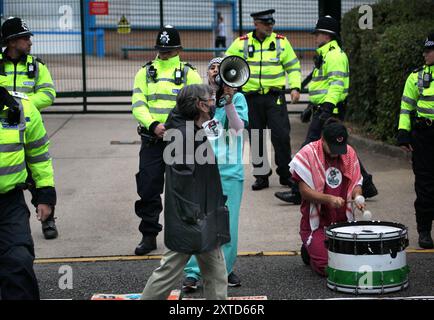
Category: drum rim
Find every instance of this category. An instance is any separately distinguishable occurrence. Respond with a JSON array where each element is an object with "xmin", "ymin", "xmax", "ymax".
[
  {"xmin": 326, "ymin": 220, "xmax": 408, "ymax": 239},
  {"xmin": 327, "ymin": 280, "xmax": 409, "ymax": 294}
]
